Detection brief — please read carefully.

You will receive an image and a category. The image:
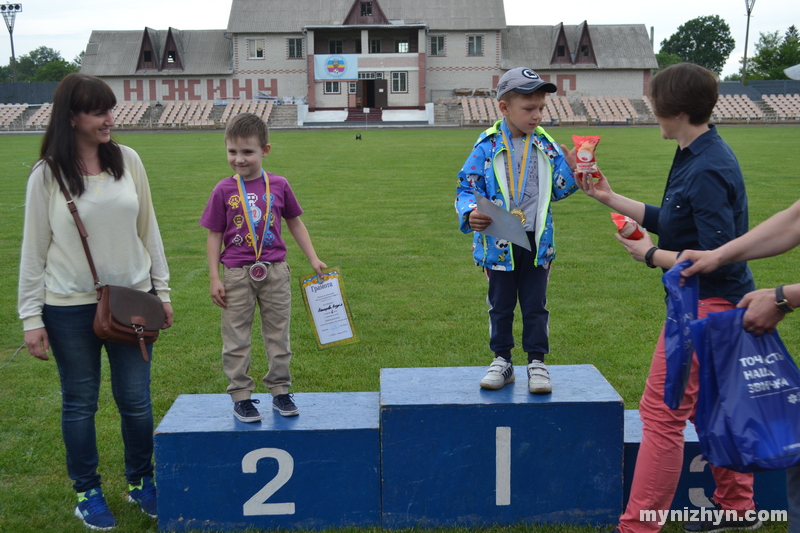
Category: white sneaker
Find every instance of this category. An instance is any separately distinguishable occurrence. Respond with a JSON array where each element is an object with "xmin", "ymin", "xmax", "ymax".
[
  {"xmin": 480, "ymin": 357, "xmax": 515, "ymax": 390},
  {"xmin": 527, "ymin": 361, "xmax": 552, "ymax": 394}
]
